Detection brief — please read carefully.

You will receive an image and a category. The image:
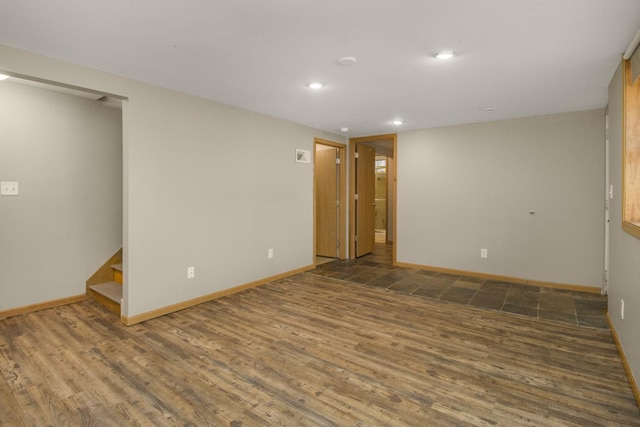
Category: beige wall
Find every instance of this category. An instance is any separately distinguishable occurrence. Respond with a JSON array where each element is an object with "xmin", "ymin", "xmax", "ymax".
[
  {"xmin": 607, "ymin": 61, "xmax": 640, "ymax": 385},
  {"xmin": 0, "ymin": 44, "xmax": 344, "ymax": 319},
  {"xmin": 1, "ymin": 44, "xmax": 619, "ymax": 337},
  {"xmin": 396, "ymin": 110, "xmax": 605, "ymax": 287},
  {"xmin": 0, "ymin": 81, "xmax": 122, "ymax": 310}
]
